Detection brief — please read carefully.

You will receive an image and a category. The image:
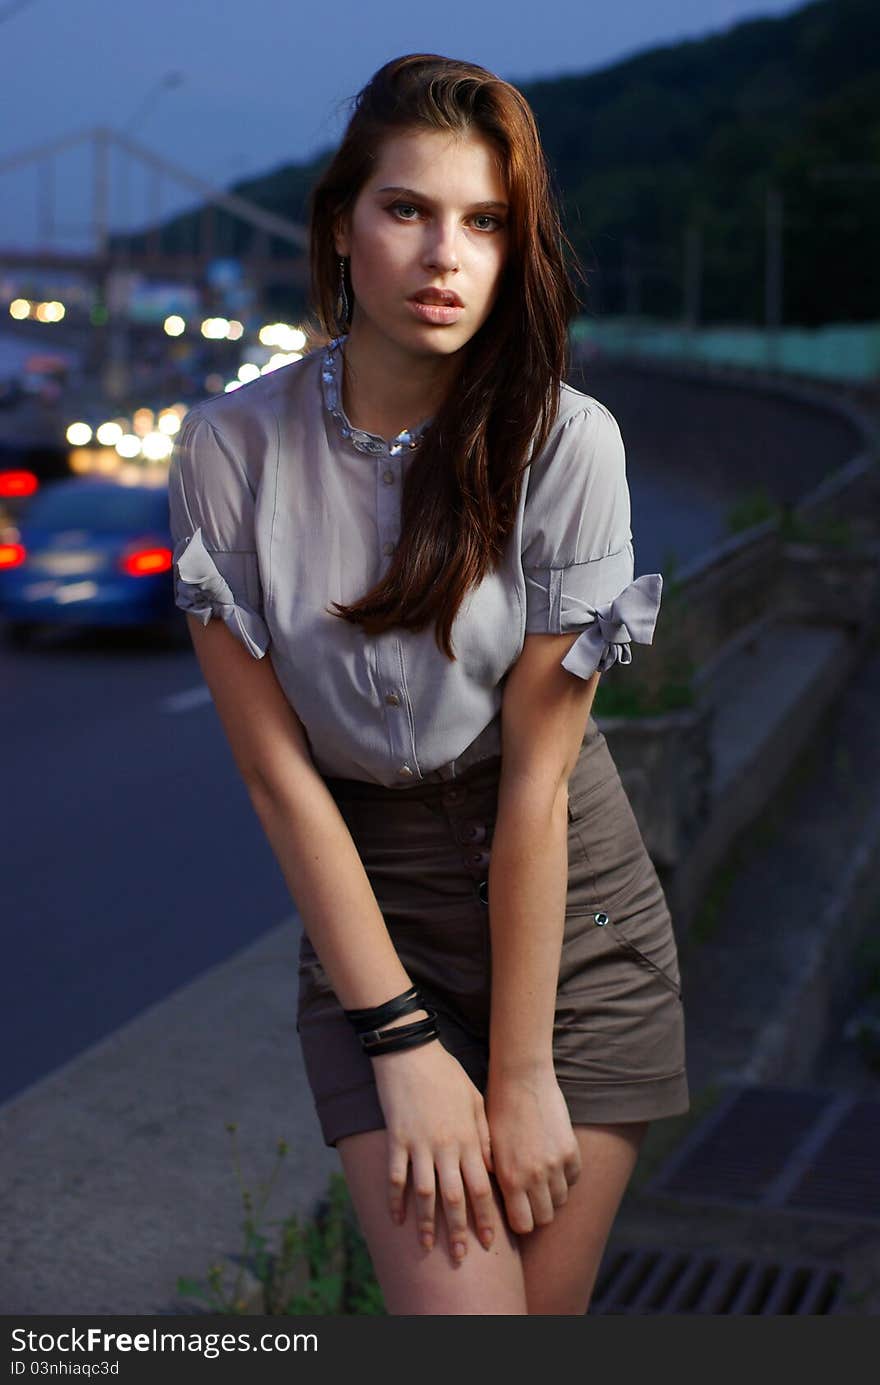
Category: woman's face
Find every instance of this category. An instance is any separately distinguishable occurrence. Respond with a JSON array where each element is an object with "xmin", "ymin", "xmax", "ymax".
[{"xmin": 334, "ymin": 126, "xmax": 510, "ymax": 360}]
